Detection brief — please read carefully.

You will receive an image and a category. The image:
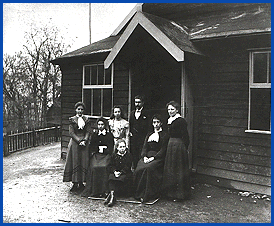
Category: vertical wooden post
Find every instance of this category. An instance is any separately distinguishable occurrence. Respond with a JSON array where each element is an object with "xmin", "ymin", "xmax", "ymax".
[
  {"xmin": 3, "ymin": 133, "xmax": 9, "ymax": 157},
  {"xmin": 181, "ymin": 62, "xmax": 186, "ymax": 117},
  {"xmin": 33, "ymin": 128, "xmax": 36, "ymax": 147},
  {"xmin": 128, "ymin": 67, "xmax": 132, "ymax": 120},
  {"xmin": 55, "ymin": 126, "xmax": 59, "ymax": 142}
]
